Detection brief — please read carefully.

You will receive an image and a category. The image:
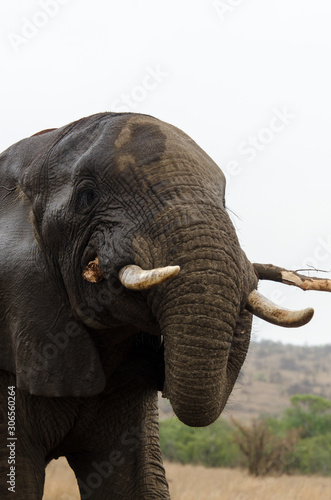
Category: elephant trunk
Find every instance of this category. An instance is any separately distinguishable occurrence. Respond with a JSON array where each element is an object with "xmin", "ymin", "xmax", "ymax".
[
  {"xmin": 149, "ymin": 256, "xmax": 252, "ymax": 427},
  {"xmin": 162, "ymin": 314, "xmax": 234, "ymax": 426}
]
